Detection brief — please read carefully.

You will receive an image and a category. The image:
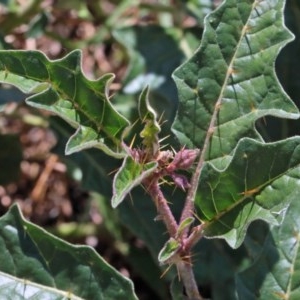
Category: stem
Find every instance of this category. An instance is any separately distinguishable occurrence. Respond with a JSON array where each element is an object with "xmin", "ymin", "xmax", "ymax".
[
  {"xmin": 176, "ymin": 260, "xmax": 204, "ymax": 300},
  {"xmin": 184, "ymin": 224, "xmax": 205, "ymax": 251},
  {"xmin": 144, "ymin": 175, "xmax": 205, "ymax": 298},
  {"xmin": 179, "ymin": 0, "xmax": 252, "ymax": 232},
  {"xmin": 146, "ymin": 179, "xmax": 178, "ymax": 237},
  {"xmin": 179, "ymin": 118, "xmax": 216, "ymax": 237},
  {"xmin": 180, "ymin": 99, "xmax": 223, "ymax": 239}
]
